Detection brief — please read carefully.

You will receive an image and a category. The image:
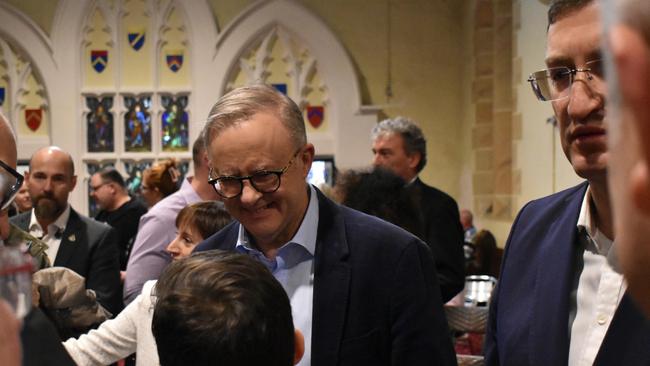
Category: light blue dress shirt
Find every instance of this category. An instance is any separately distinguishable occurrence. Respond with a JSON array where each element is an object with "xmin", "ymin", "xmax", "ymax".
[{"xmin": 235, "ymin": 185, "xmax": 318, "ymax": 366}]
